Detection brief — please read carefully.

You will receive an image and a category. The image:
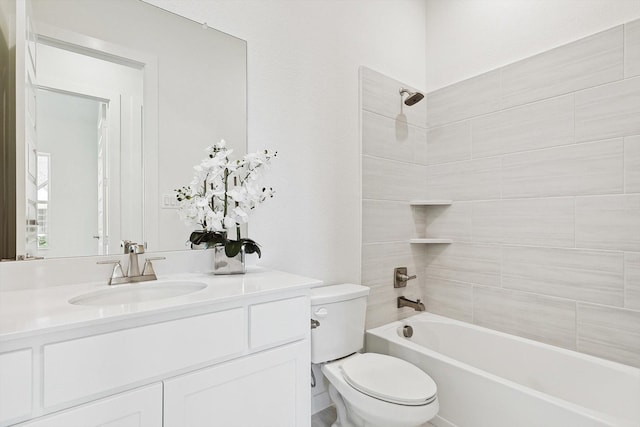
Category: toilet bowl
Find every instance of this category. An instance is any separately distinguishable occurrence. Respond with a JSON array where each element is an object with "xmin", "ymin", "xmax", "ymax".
[
  {"xmin": 322, "ymin": 353, "xmax": 438, "ymax": 427},
  {"xmin": 310, "ymin": 284, "xmax": 439, "ymax": 427}
]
